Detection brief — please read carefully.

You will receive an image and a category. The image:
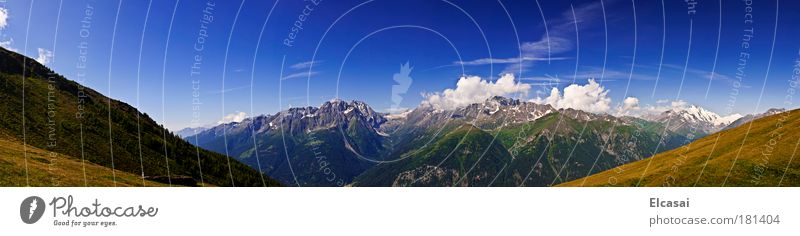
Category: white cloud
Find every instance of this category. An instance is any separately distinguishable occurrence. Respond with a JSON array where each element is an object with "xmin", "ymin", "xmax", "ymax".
[
  {"xmin": 643, "ymin": 100, "xmax": 689, "ymax": 114},
  {"xmin": 281, "ymin": 71, "xmax": 319, "ymax": 80},
  {"xmin": 455, "ymin": 56, "xmax": 571, "ymax": 66},
  {"xmin": 657, "ymin": 64, "xmax": 736, "ymax": 84},
  {"xmin": 471, "ymin": 1, "xmax": 606, "ymax": 74},
  {"xmin": 36, "ymin": 48, "xmax": 53, "ymax": 65},
  {"xmin": 532, "ymin": 79, "xmax": 612, "ymax": 113},
  {"xmin": 290, "ymin": 60, "xmax": 322, "ymax": 70},
  {"xmin": 570, "ymin": 66, "xmax": 659, "ymax": 81},
  {"xmin": 0, "ymin": 7, "xmax": 8, "ymax": 30},
  {"xmin": 282, "ymin": 61, "xmax": 322, "ymax": 80},
  {"xmin": 611, "ymin": 99, "xmax": 690, "ymax": 118},
  {"xmin": 515, "ymin": 2, "xmax": 605, "ymax": 74},
  {"xmin": 422, "ymin": 74, "xmax": 531, "ymax": 110},
  {"xmin": 218, "ymin": 111, "xmax": 248, "ymax": 124},
  {"xmin": 614, "ymin": 97, "xmax": 641, "ymax": 116},
  {"xmin": 210, "ymin": 85, "xmax": 250, "ymax": 95},
  {"xmin": 0, "ymin": 38, "xmax": 15, "ymax": 52},
  {"xmin": 618, "ymin": 98, "xmax": 713, "ymax": 118},
  {"xmin": 465, "ymin": 36, "xmax": 575, "ymax": 75},
  {"xmin": 520, "ymin": 37, "xmax": 574, "ymax": 56},
  {"xmin": 640, "ymin": 99, "xmax": 716, "ymax": 116},
  {"xmin": 622, "ymin": 97, "xmax": 639, "ymax": 110}
]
